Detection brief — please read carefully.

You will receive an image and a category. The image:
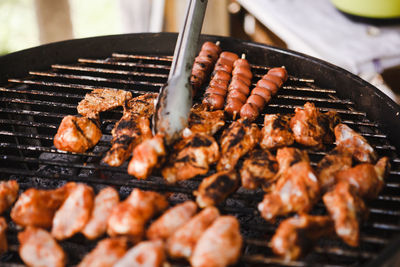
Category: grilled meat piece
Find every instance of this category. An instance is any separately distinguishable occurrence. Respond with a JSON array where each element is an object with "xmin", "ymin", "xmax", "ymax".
[
  {"xmin": 258, "ymin": 161, "xmax": 320, "ymax": 222},
  {"xmin": 77, "ymin": 88, "xmax": 132, "ymax": 119},
  {"xmin": 147, "ymin": 201, "xmax": 197, "ymax": 240},
  {"xmin": 0, "ymin": 217, "xmax": 7, "ymax": 255},
  {"xmin": 240, "ymin": 149, "xmax": 278, "ymax": 190},
  {"xmin": 195, "ymin": 170, "xmax": 240, "ymax": 208},
  {"xmin": 114, "ymin": 239, "xmax": 165, "ymax": 267},
  {"xmin": 323, "ymin": 181, "xmax": 367, "ymax": 247},
  {"xmin": 107, "ymin": 189, "xmax": 168, "ymax": 241},
  {"xmin": 19, "ymin": 227, "xmax": 66, "ymax": 267},
  {"xmin": 271, "ymin": 214, "xmax": 334, "ymax": 261},
  {"xmin": 319, "ymin": 110, "xmax": 341, "ymax": 144},
  {"xmin": 52, "ymin": 183, "xmax": 94, "ymax": 240},
  {"xmin": 78, "ymin": 237, "xmax": 128, "ymax": 267},
  {"xmin": 191, "ymin": 216, "xmax": 242, "ymax": 267},
  {"xmin": 124, "ymin": 92, "xmax": 158, "ymax": 117},
  {"xmin": 82, "ymin": 187, "xmax": 120, "ymax": 240},
  {"xmin": 217, "ymin": 119, "xmax": 261, "ymax": 171},
  {"xmin": 335, "ymin": 157, "xmax": 390, "ymax": 199},
  {"xmin": 260, "ymin": 114, "xmax": 294, "ymax": 150},
  {"xmin": 335, "ymin": 123, "xmax": 377, "ymax": 163},
  {"xmin": 183, "ymin": 103, "xmax": 225, "ymax": 137},
  {"xmin": 167, "ymin": 207, "xmax": 220, "ymax": 259},
  {"xmin": 162, "ymin": 133, "xmax": 220, "ymax": 183},
  {"xmin": 54, "ymin": 115, "xmax": 102, "ymax": 153},
  {"xmin": 0, "ymin": 180, "xmax": 19, "ymax": 214},
  {"xmin": 127, "ymin": 134, "xmax": 166, "ymax": 179},
  {"xmin": 274, "ymin": 147, "xmax": 310, "ymax": 182}
]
